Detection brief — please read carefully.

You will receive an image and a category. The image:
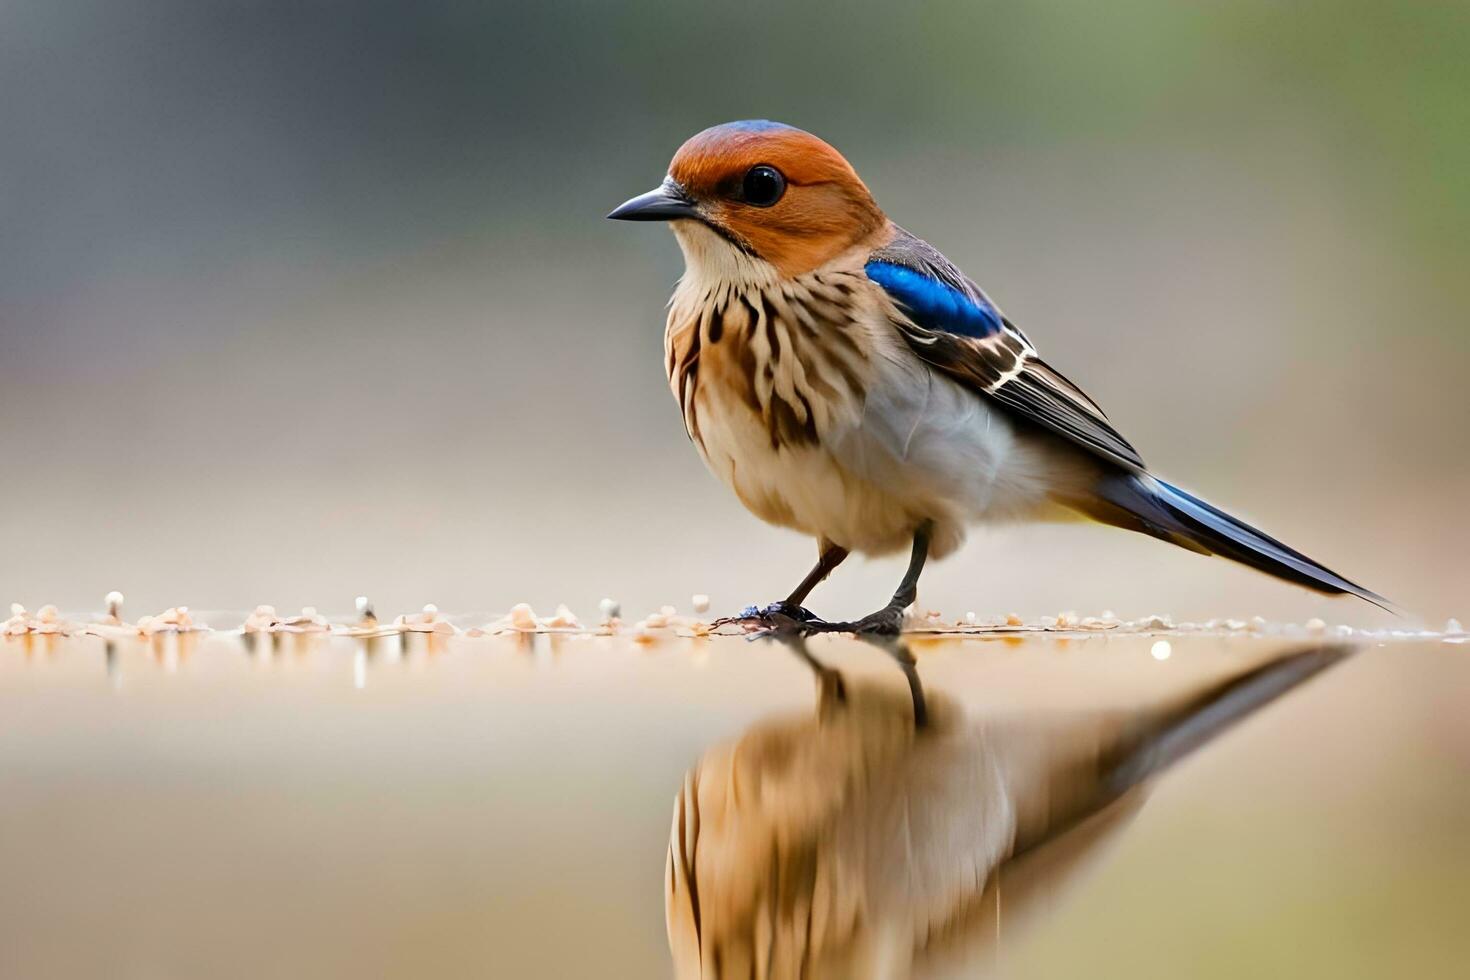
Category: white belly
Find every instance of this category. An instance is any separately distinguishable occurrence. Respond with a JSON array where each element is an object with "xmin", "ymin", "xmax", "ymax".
[{"xmin": 691, "ymin": 347, "xmax": 1073, "ymax": 558}]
